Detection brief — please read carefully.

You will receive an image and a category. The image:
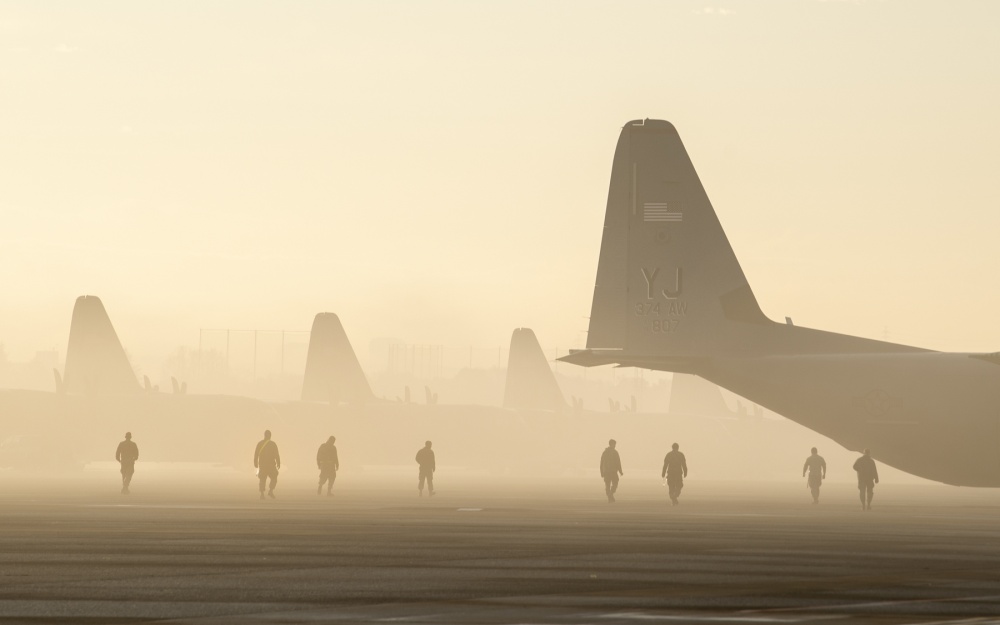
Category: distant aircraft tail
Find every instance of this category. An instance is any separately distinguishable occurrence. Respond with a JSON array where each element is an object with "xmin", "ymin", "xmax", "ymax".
[
  {"xmin": 561, "ymin": 119, "xmax": 918, "ymax": 372},
  {"xmin": 301, "ymin": 313, "xmax": 374, "ymax": 403},
  {"xmin": 63, "ymin": 295, "xmax": 139, "ymax": 394},
  {"xmin": 503, "ymin": 328, "xmax": 566, "ymax": 412},
  {"xmin": 668, "ymin": 373, "xmax": 734, "ymax": 418}
]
